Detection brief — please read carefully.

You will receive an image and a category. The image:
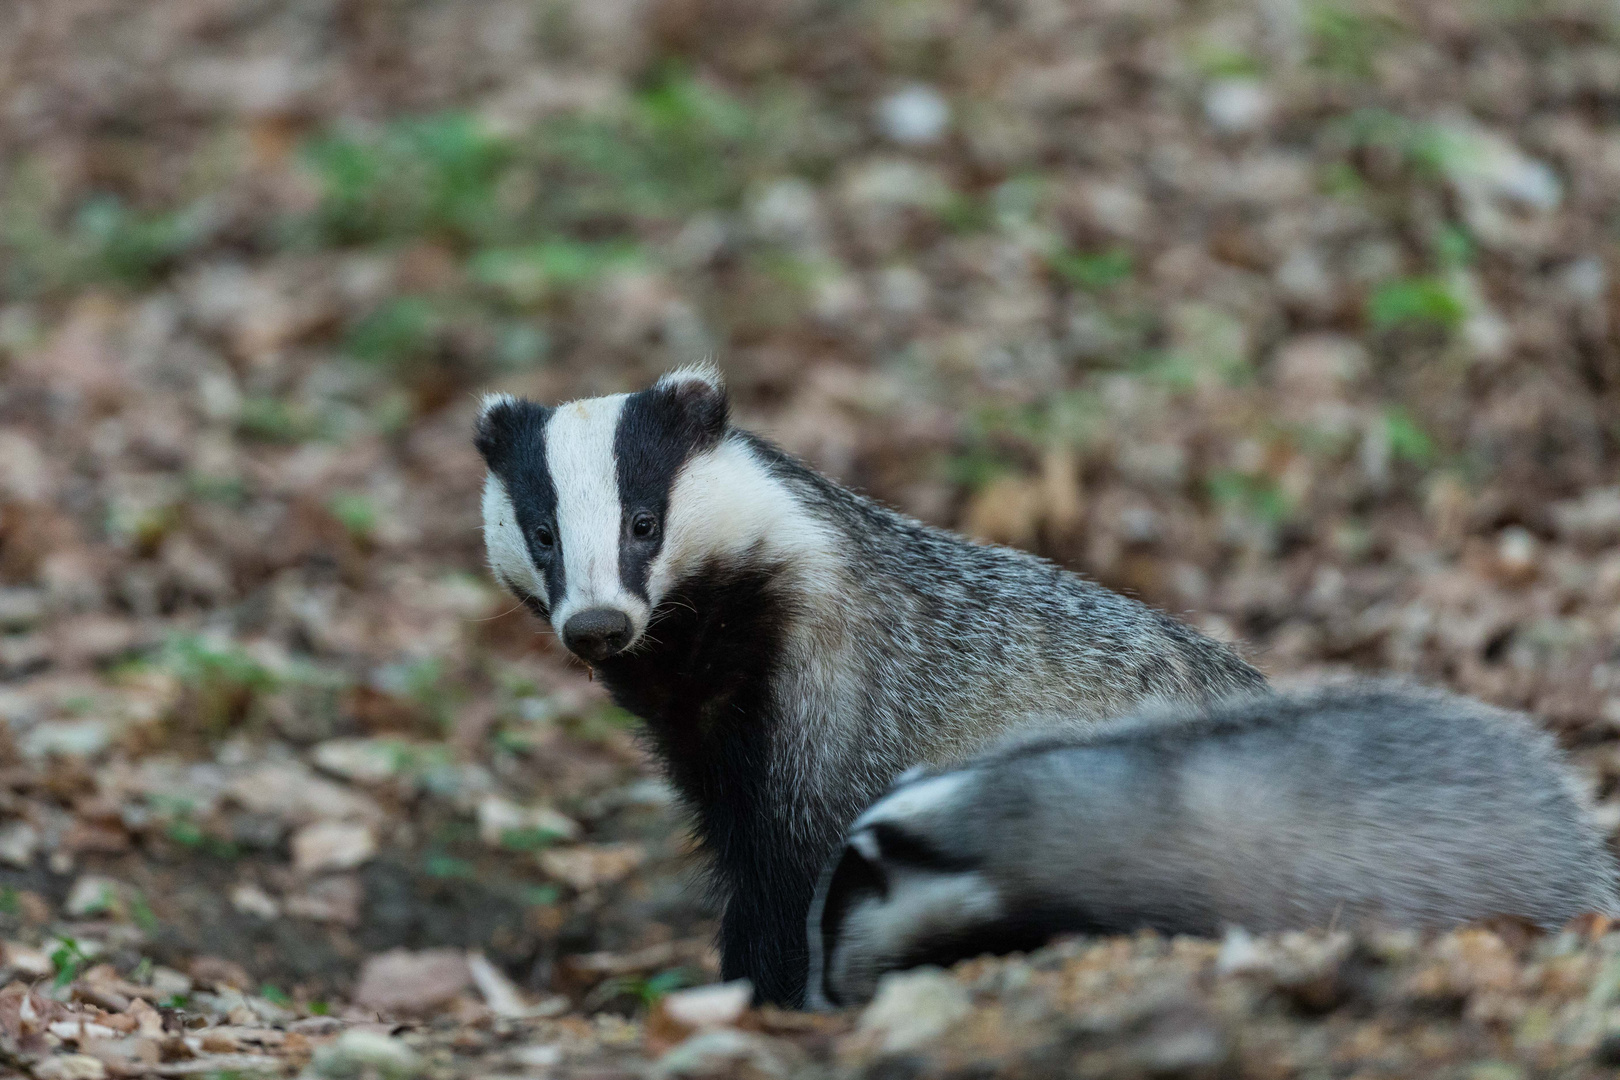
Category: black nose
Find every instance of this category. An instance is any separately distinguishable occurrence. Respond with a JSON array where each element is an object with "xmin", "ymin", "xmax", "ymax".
[{"xmin": 562, "ymin": 607, "xmax": 632, "ymax": 662}]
